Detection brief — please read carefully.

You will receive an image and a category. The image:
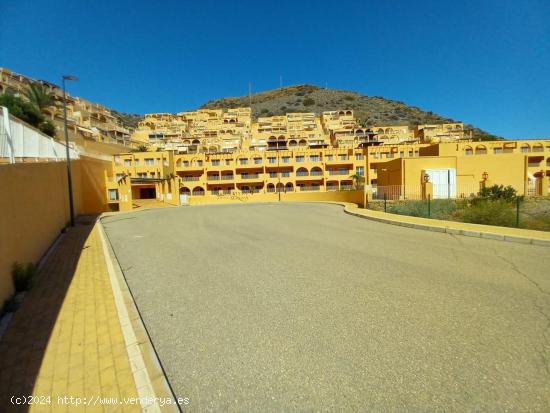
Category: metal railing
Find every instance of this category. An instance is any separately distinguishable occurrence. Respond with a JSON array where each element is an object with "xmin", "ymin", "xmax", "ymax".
[{"xmin": 373, "ymin": 184, "xmax": 481, "ymax": 201}]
